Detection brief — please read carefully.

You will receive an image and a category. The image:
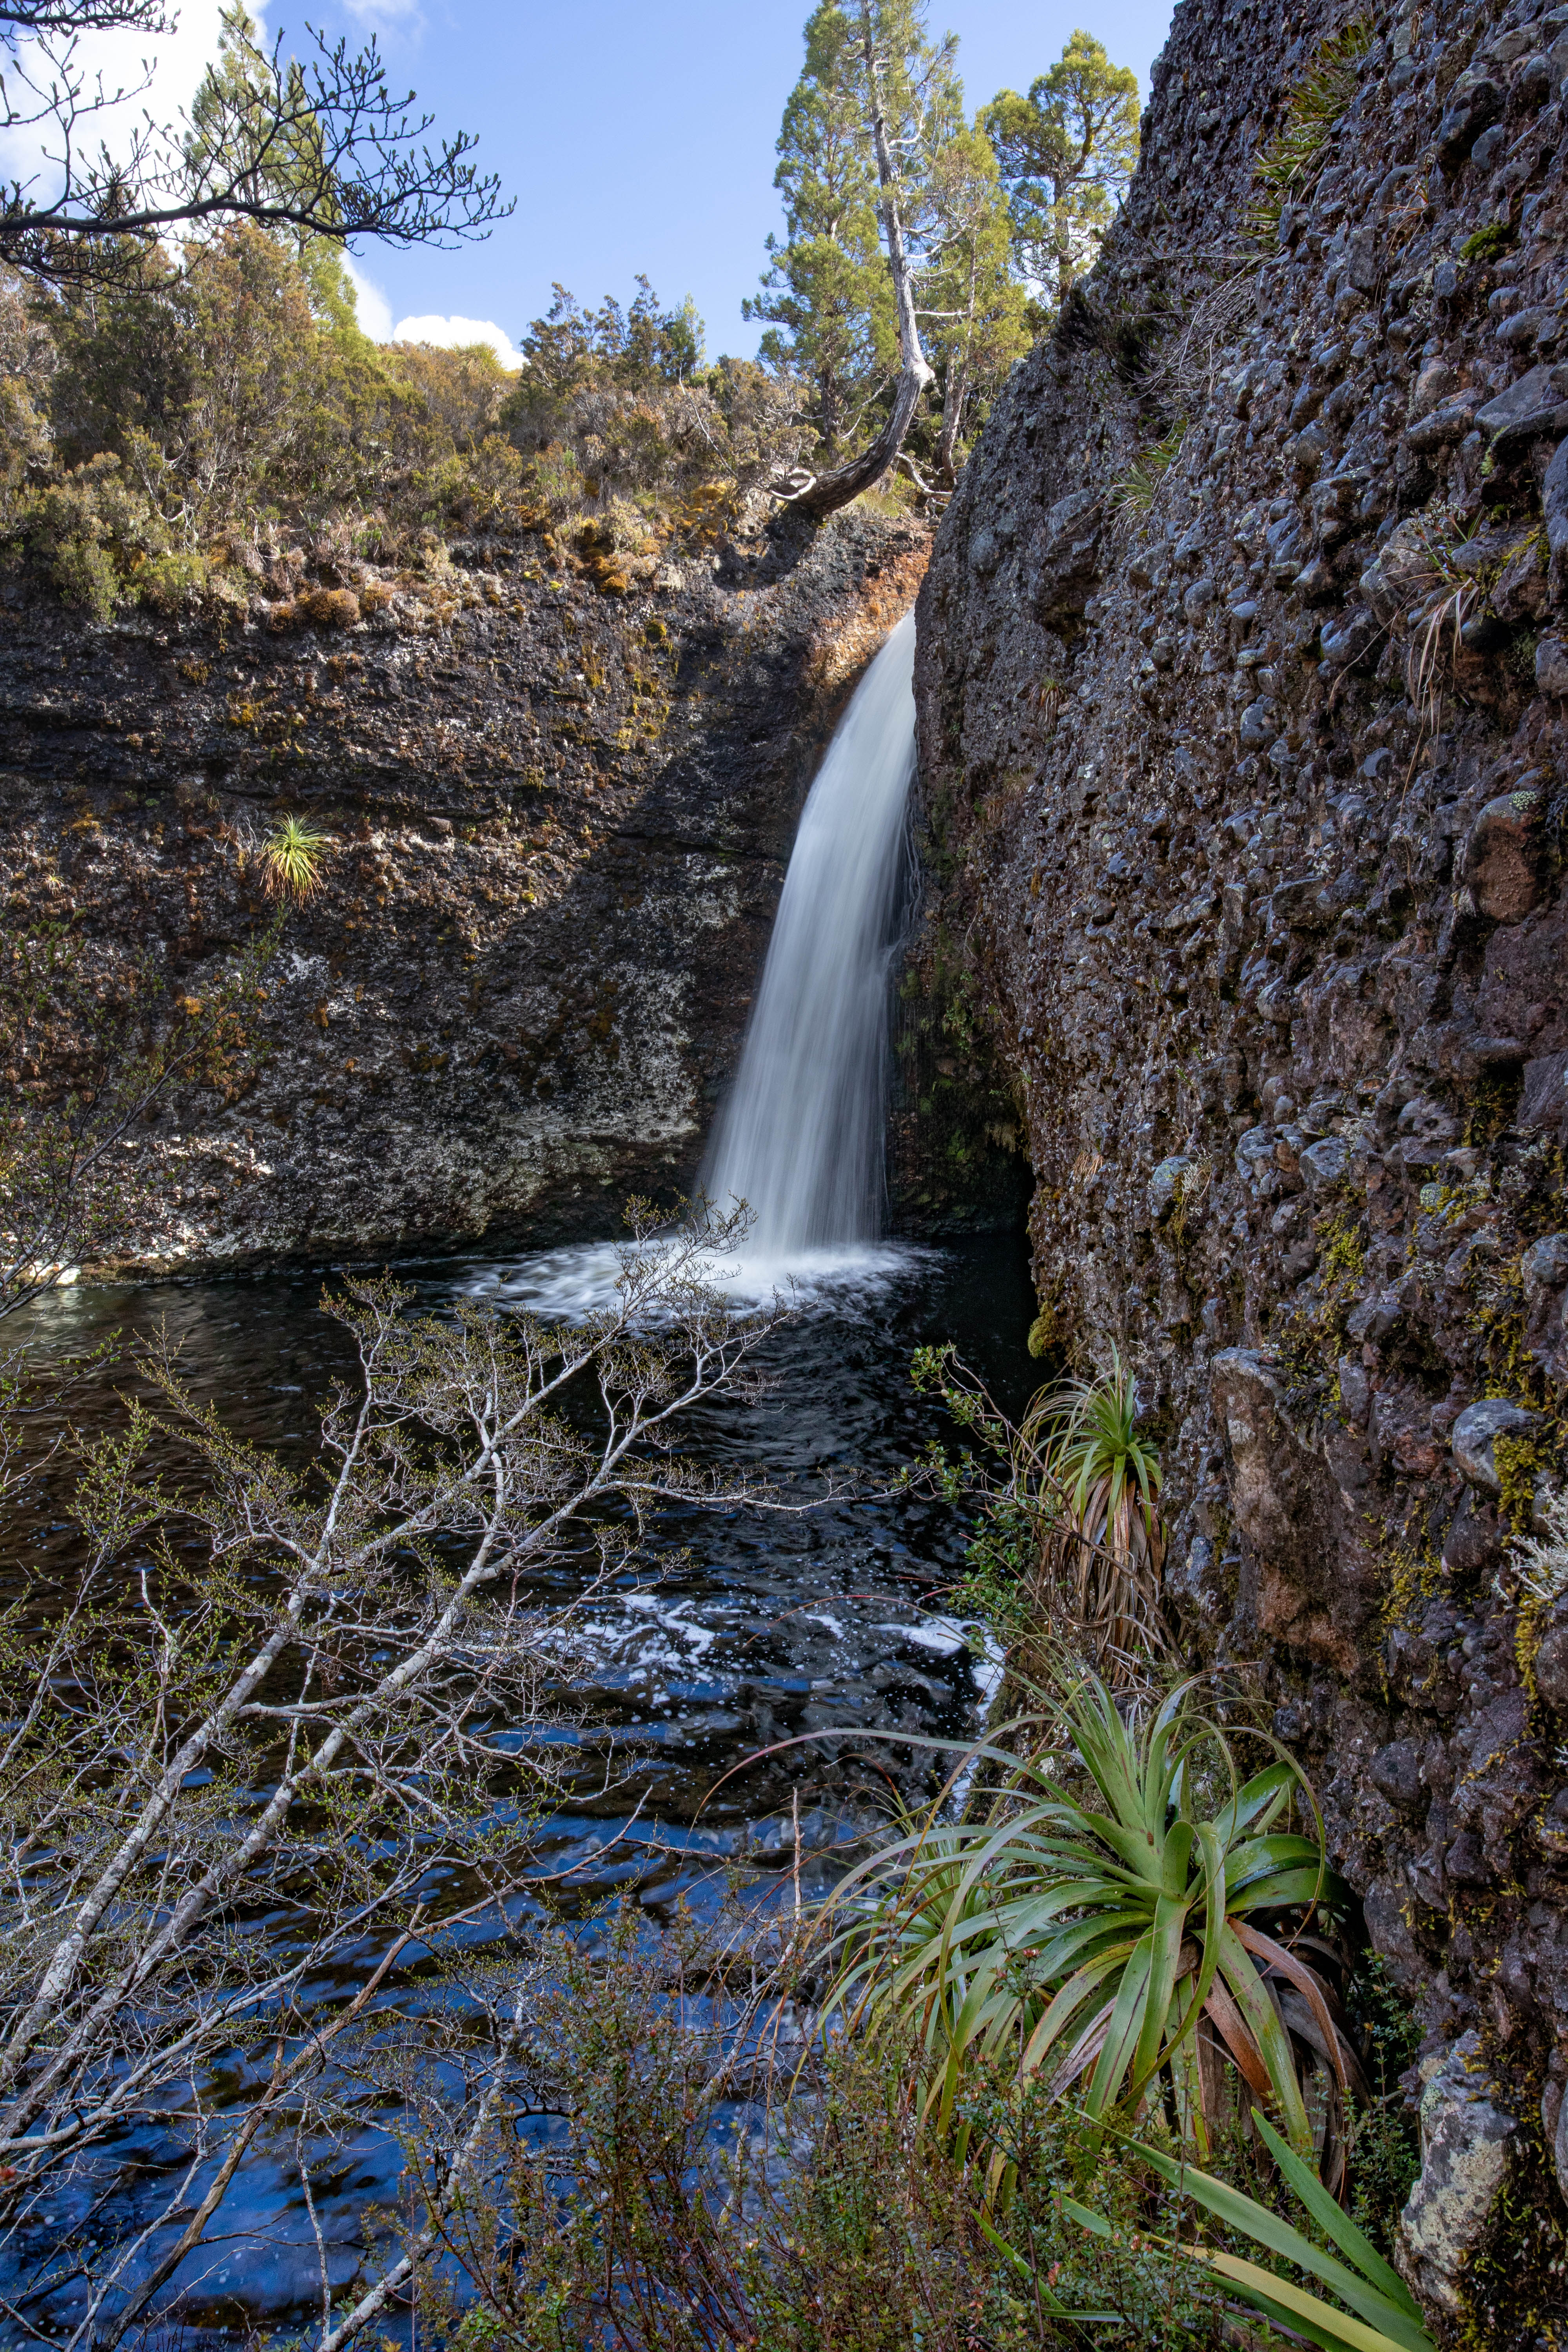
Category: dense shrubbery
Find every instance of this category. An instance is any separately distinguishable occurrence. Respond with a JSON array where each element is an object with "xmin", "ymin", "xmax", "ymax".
[
  {"xmin": 0, "ymin": 233, "xmax": 809, "ymax": 626},
  {"xmin": 0, "ymin": 231, "xmax": 530, "ymax": 619}
]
